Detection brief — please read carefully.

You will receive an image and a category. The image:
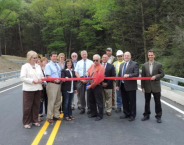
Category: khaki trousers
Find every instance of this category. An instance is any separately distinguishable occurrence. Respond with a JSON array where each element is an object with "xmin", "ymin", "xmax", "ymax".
[
  {"xmin": 46, "ymin": 83, "xmax": 61, "ymax": 119},
  {"xmin": 102, "ymin": 89, "xmax": 112, "ymax": 113}
]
